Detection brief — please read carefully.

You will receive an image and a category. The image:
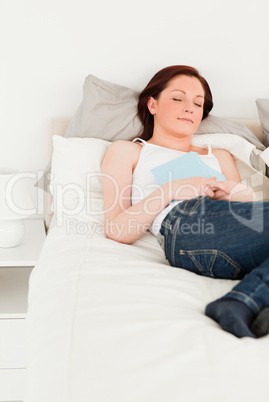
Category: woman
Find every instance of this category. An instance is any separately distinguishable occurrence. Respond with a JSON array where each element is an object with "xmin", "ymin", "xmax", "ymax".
[{"xmin": 101, "ymin": 65, "xmax": 269, "ymax": 339}]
